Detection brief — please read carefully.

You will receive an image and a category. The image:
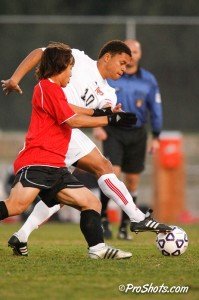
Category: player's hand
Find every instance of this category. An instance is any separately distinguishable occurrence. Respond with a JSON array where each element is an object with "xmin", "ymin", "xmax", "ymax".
[
  {"xmin": 108, "ymin": 112, "xmax": 137, "ymax": 127},
  {"xmin": 93, "ymin": 127, "xmax": 107, "ymax": 141},
  {"xmin": 112, "ymin": 103, "xmax": 123, "ymax": 113},
  {"xmin": 148, "ymin": 138, "xmax": 160, "ymax": 154},
  {"xmin": 1, "ymin": 79, "xmax": 23, "ymax": 95},
  {"xmin": 92, "ymin": 107, "xmax": 112, "ymax": 116}
]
